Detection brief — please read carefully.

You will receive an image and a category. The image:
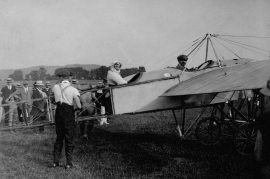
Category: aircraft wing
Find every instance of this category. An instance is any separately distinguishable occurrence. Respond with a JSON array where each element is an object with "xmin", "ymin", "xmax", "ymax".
[{"xmin": 162, "ymin": 59, "xmax": 270, "ymax": 97}]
